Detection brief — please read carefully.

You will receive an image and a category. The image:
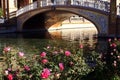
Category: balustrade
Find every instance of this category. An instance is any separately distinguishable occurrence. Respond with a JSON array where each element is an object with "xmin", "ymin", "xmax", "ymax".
[{"xmin": 16, "ymin": 0, "xmax": 111, "ymax": 17}]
